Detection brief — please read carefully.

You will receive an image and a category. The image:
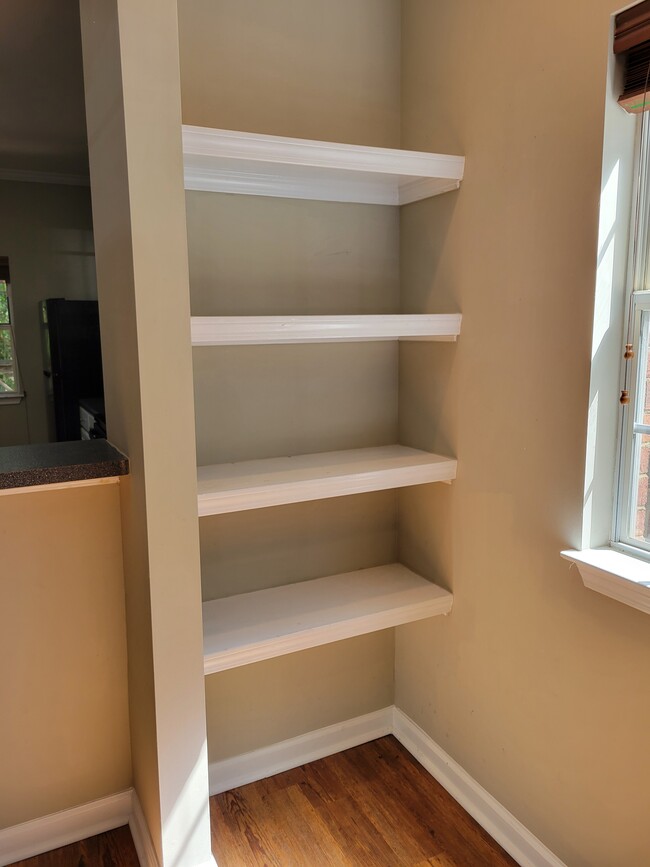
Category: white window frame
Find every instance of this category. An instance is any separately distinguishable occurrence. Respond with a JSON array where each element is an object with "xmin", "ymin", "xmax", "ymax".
[
  {"xmin": 0, "ymin": 277, "xmax": 24, "ymax": 403},
  {"xmin": 560, "ymin": 13, "xmax": 650, "ymax": 615},
  {"xmin": 612, "ymin": 107, "xmax": 650, "ymax": 560},
  {"xmin": 614, "ymin": 293, "xmax": 650, "ymax": 557}
]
